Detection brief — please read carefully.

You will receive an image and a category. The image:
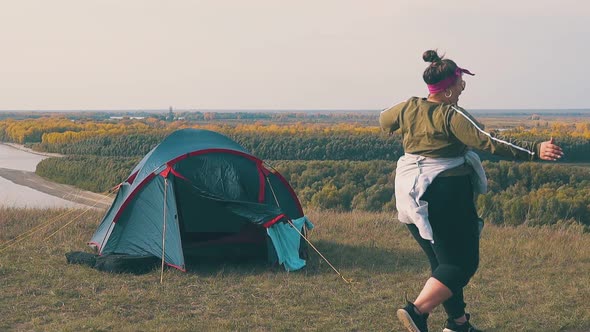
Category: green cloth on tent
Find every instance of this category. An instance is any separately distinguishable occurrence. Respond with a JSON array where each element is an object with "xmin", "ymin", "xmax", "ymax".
[{"xmin": 267, "ymin": 216, "xmax": 314, "ymax": 272}]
